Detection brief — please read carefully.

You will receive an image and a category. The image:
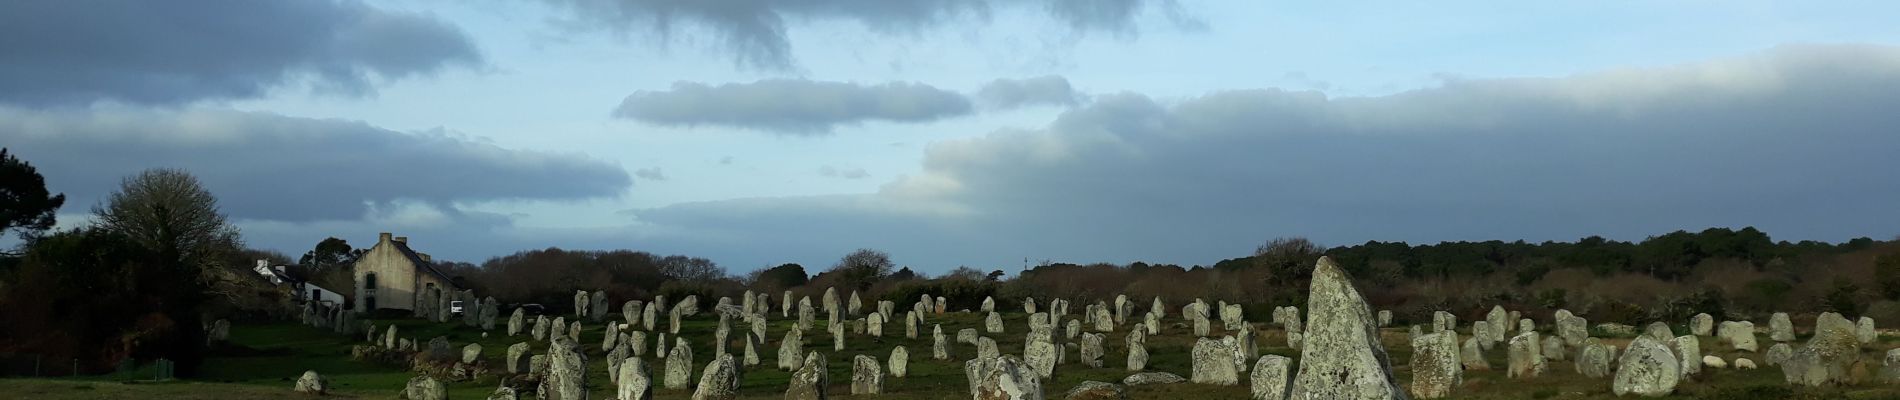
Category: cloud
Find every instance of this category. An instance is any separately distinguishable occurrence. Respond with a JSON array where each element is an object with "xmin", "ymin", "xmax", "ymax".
[
  {"xmin": 0, "ymin": 106, "xmax": 631, "ymax": 222},
  {"xmin": 0, "ymin": 0, "xmax": 480, "ymax": 107},
  {"xmin": 614, "ymin": 79, "xmax": 973, "ymax": 134},
  {"xmin": 536, "ymin": 0, "xmax": 1184, "ymax": 70},
  {"xmin": 818, "ymin": 165, "xmax": 870, "ymax": 179},
  {"xmin": 977, "ymin": 76, "xmax": 1084, "ymax": 109},
  {"xmin": 634, "ymin": 167, "xmax": 668, "ymax": 181},
  {"xmin": 629, "ymin": 44, "xmax": 1900, "ymax": 270}
]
